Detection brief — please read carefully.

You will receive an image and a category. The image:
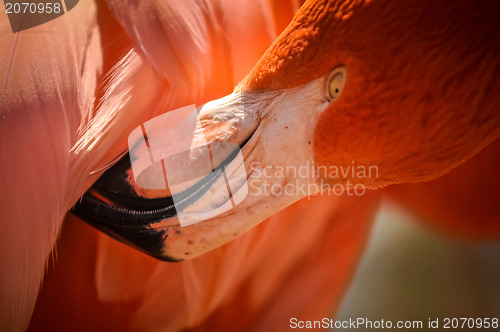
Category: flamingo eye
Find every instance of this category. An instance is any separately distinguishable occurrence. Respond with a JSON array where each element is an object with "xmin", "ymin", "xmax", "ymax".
[{"xmin": 326, "ymin": 66, "xmax": 347, "ymax": 100}]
